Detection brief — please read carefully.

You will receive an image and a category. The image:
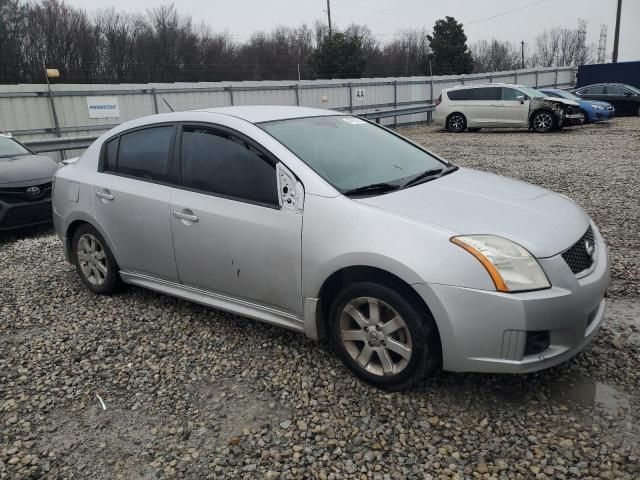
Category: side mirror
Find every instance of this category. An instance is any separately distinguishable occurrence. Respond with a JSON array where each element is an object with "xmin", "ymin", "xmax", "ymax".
[
  {"xmin": 516, "ymin": 95, "xmax": 525, "ymax": 104},
  {"xmin": 277, "ymin": 163, "xmax": 304, "ymax": 212}
]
